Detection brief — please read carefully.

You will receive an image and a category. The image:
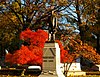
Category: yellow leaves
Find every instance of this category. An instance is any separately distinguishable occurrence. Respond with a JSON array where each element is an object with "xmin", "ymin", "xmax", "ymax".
[
  {"xmin": 43, "ymin": 0, "xmax": 47, "ymax": 3},
  {"xmin": 83, "ymin": 45, "xmax": 87, "ymax": 49},
  {"xmin": 81, "ymin": 21, "xmax": 86, "ymax": 26},
  {"xmin": 64, "ymin": 37, "xmax": 98, "ymax": 60},
  {"xmin": 0, "ymin": 1, "xmax": 6, "ymax": 4},
  {"xmin": 76, "ymin": 39, "xmax": 83, "ymax": 45},
  {"xmin": 50, "ymin": 0, "xmax": 55, "ymax": 3},
  {"xmin": 88, "ymin": 14, "xmax": 96, "ymax": 23},
  {"xmin": 95, "ymin": 5, "xmax": 100, "ymax": 9},
  {"xmin": 69, "ymin": 42, "xmax": 74, "ymax": 47},
  {"xmin": 65, "ymin": 24, "xmax": 70, "ymax": 27},
  {"xmin": 11, "ymin": 2, "xmax": 20, "ymax": 11},
  {"xmin": 11, "ymin": 15, "xmax": 17, "ymax": 21},
  {"xmin": 14, "ymin": 2, "xmax": 20, "ymax": 9},
  {"xmin": 2, "ymin": 33, "xmax": 15, "ymax": 43},
  {"xmin": 58, "ymin": 0, "xmax": 68, "ymax": 6},
  {"xmin": 33, "ymin": 7, "xmax": 39, "ymax": 10},
  {"xmin": 43, "ymin": 0, "xmax": 56, "ymax": 4}
]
